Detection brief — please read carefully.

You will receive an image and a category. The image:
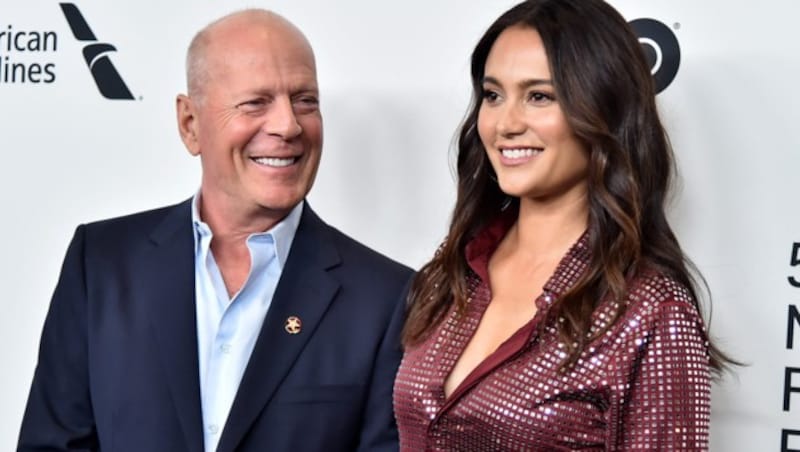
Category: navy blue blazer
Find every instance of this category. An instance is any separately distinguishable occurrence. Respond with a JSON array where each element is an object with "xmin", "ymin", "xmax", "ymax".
[{"xmin": 18, "ymin": 199, "xmax": 413, "ymax": 452}]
